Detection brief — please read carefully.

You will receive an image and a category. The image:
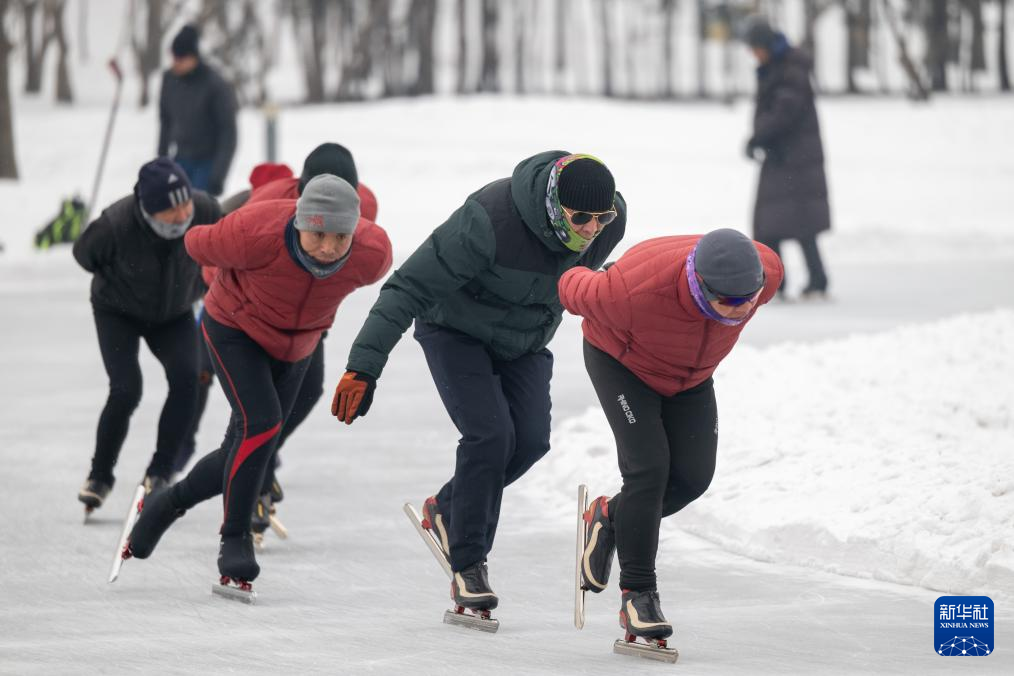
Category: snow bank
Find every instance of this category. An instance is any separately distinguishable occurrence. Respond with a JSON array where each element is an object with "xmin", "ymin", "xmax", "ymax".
[{"xmin": 524, "ymin": 309, "xmax": 1014, "ymax": 599}]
